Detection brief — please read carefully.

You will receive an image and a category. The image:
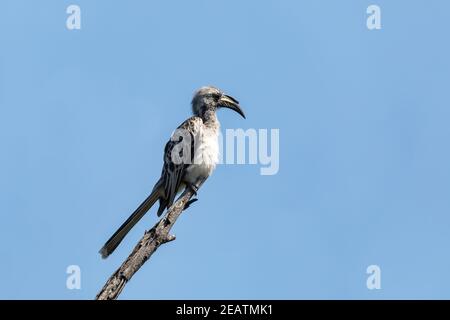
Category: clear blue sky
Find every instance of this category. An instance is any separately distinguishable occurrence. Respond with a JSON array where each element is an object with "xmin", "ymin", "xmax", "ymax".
[{"xmin": 1, "ymin": 0, "xmax": 450, "ymax": 299}]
